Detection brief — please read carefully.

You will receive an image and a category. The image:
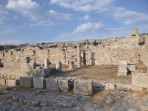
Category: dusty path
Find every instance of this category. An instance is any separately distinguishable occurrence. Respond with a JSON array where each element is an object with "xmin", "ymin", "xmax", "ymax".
[{"xmin": 50, "ymin": 65, "xmax": 132, "ymax": 83}]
